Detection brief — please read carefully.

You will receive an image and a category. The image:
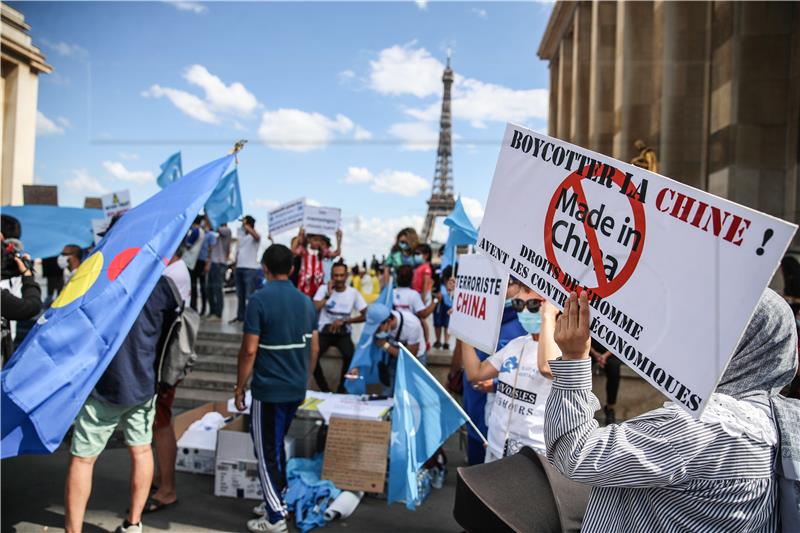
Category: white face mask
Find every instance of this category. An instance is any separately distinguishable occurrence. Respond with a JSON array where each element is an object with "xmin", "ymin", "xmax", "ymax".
[{"xmin": 57, "ymin": 254, "xmax": 70, "ymax": 270}]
